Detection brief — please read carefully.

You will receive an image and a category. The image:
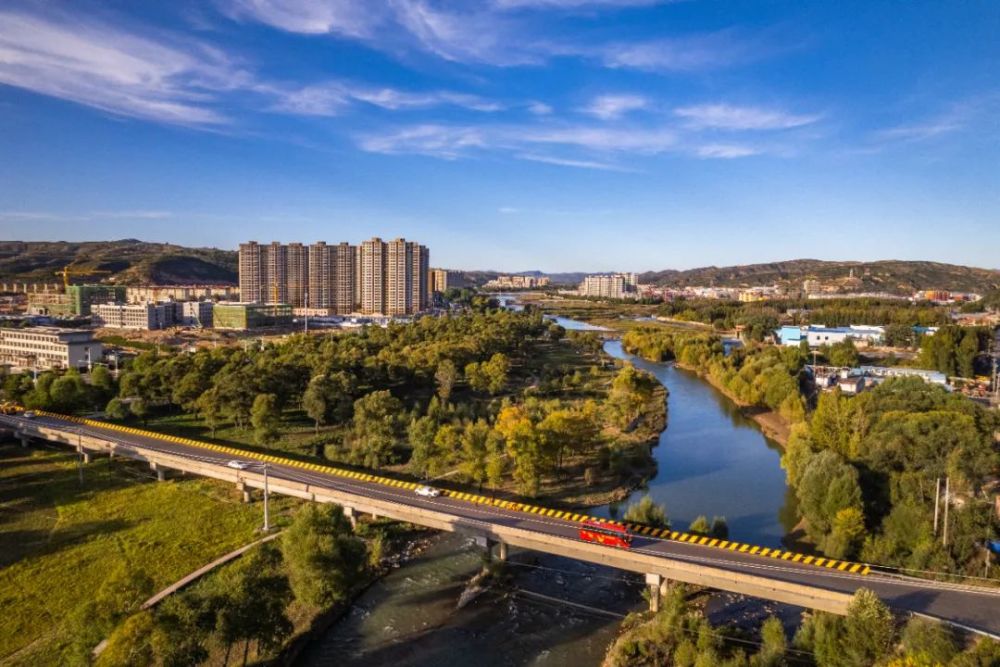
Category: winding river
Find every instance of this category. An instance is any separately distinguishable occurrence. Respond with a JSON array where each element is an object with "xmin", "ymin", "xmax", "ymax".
[{"xmin": 298, "ymin": 316, "xmax": 795, "ymax": 667}]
